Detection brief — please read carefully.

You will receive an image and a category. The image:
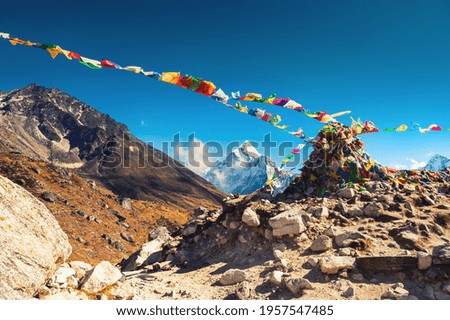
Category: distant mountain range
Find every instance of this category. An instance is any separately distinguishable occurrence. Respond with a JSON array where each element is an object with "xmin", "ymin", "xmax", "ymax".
[
  {"xmin": 424, "ymin": 154, "xmax": 450, "ymax": 171},
  {"xmin": 0, "ymin": 84, "xmax": 224, "ymax": 210},
  {"xmin": 203, "ymin": 141, "xmax": 296, "ymax": 195}
]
